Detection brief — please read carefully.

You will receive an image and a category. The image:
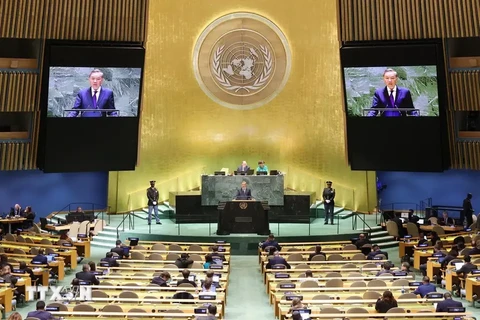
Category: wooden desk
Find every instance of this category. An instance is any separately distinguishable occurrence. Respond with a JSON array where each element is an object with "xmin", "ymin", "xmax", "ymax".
[
  {"xmin": 0, "ymin": 240, "xmax": 77, "ymax": 269},
  {"xmin": 420, "ymin": 225, "xmax": 464, "ymax": 233},
  {"xmin": 284, "ymin": 312, "xmax": 468, "ymax": 319},
  {"xmin": 51, "ymin": 311, "xmax": 225, "ymax": 319},
  {"xmin": 0, "ymin": 217, "xmax": 26, "ymax": 233},
  {"xmin": 59, "ymin": 300, "xmax": 225, "ymax": 317},
  {"xmin": 277, "ymin": 300, "xmax": 436, "ymax": 320},
  {"xmin": 45, "ymin": 224, "xmax": 71, "ymax": 232},
  {"xmin": 269, "ymin": 286, "xmax": 417, "ymax": 306},
  {"xmin": 465, "ymin": 276, "xmax": 480, "ymax": 302},
  {"xmin": 0, "ymin": 287, "xmax": 13, "ymax": 312},
  {"xmin": 5, "ymin": 253, "xmax": 65, "ymax": 280},
  {"xmin": 20, "ymin": 234, "xmax": 91, "ymax": 258}
]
